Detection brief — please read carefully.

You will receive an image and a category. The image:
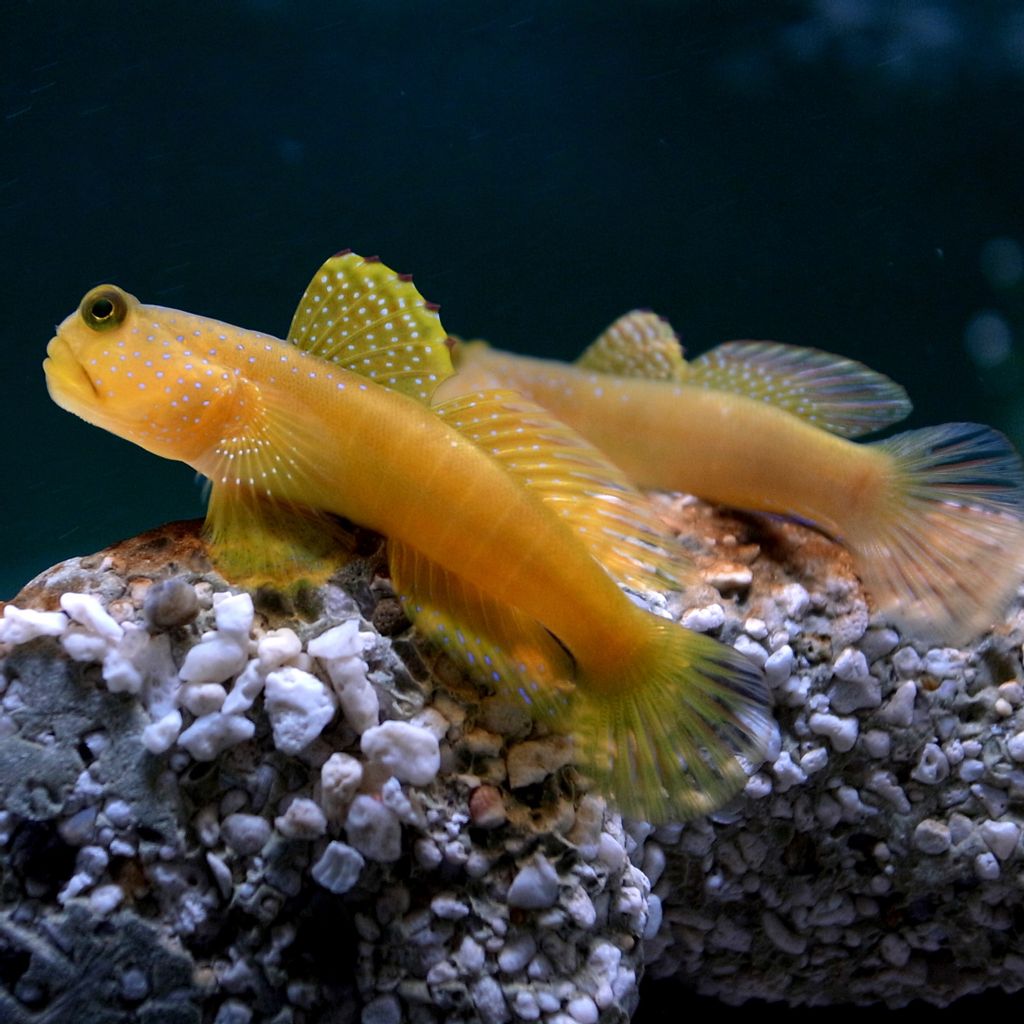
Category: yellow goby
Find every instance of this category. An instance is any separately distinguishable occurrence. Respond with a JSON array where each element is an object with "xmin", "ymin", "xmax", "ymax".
[
  {"xmin": 42, "ymin": 254, "xmax": 772, "ymax": 821},
  {"xmin": 447, "ymin": 313, "xmax": 1024, "ymax": 643}
]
